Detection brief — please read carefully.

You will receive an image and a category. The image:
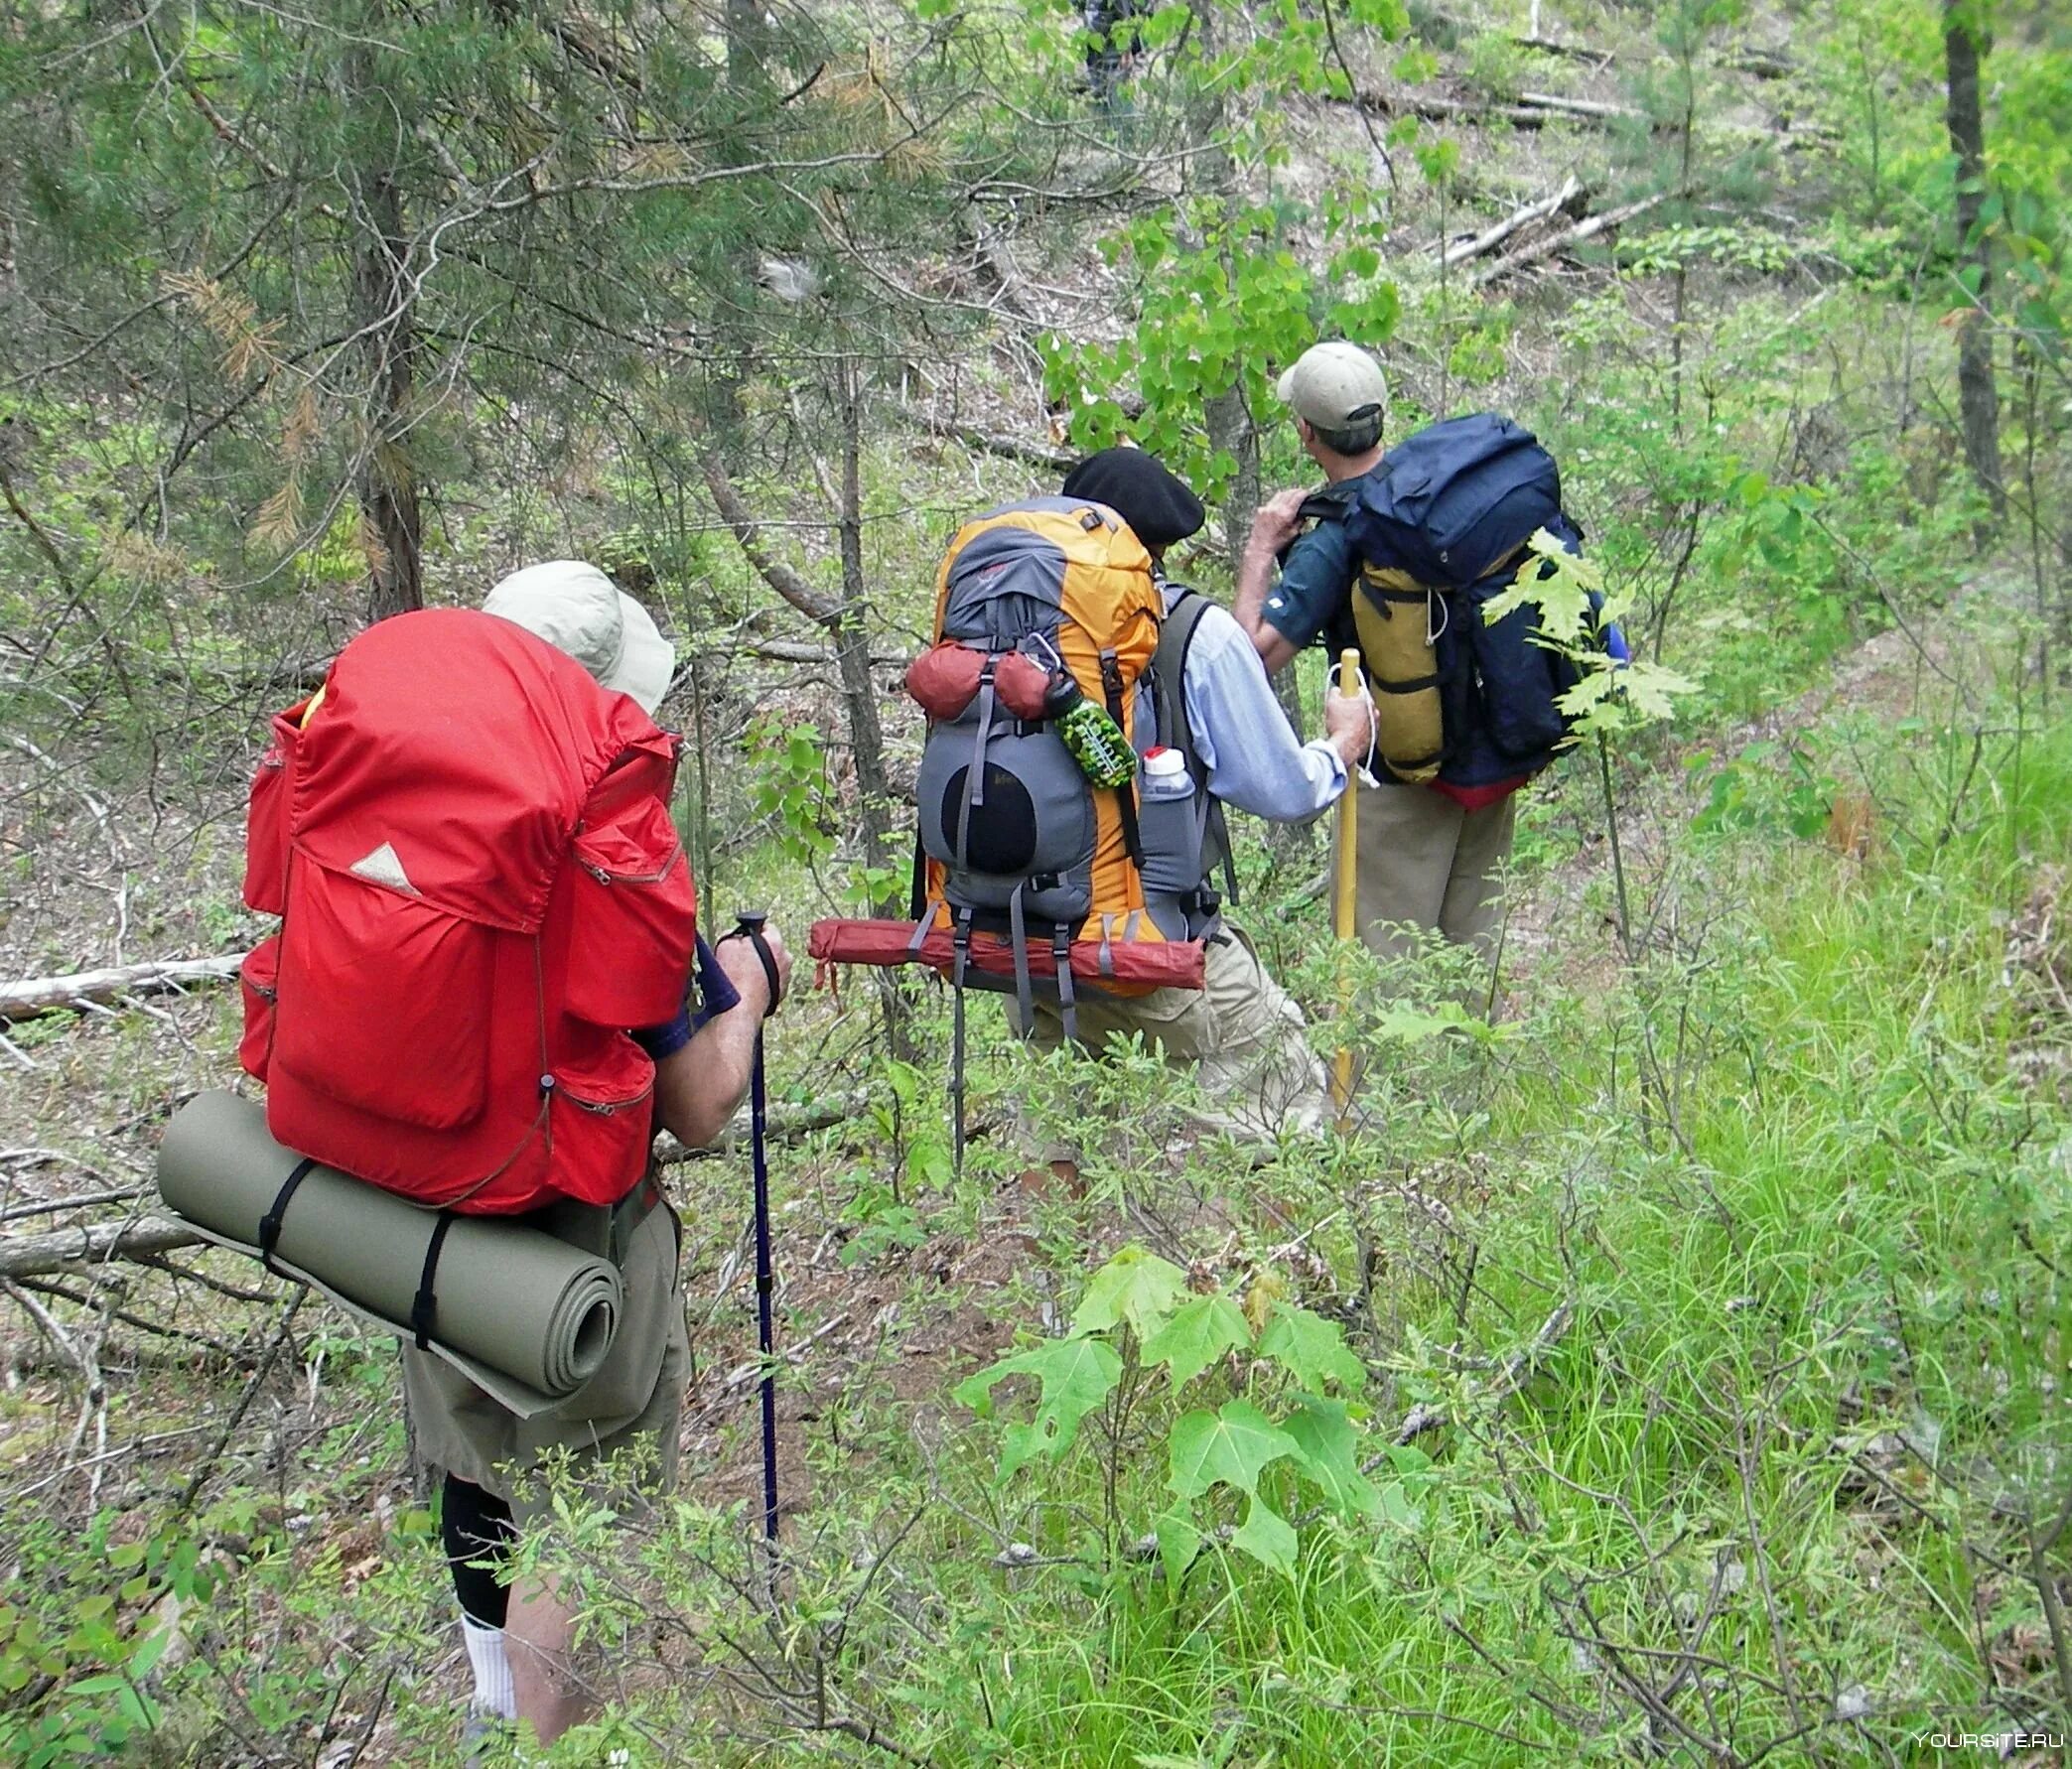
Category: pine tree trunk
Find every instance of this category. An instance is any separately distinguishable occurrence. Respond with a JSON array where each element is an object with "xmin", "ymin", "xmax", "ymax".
[
  {"xmin": 347, "ymin": 46, "xmax": 424, "ymax": 620},
  {"xmin": 834, "ymin": 368, "xmax": 893, "ymax": 887},
  {"xmin": 1942, "ymin": 1, "xmax": 2003, "ymax": 522},
  {"xmin": 725, "ymin": 0, "xmax": 770, "ymax": 92}
]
